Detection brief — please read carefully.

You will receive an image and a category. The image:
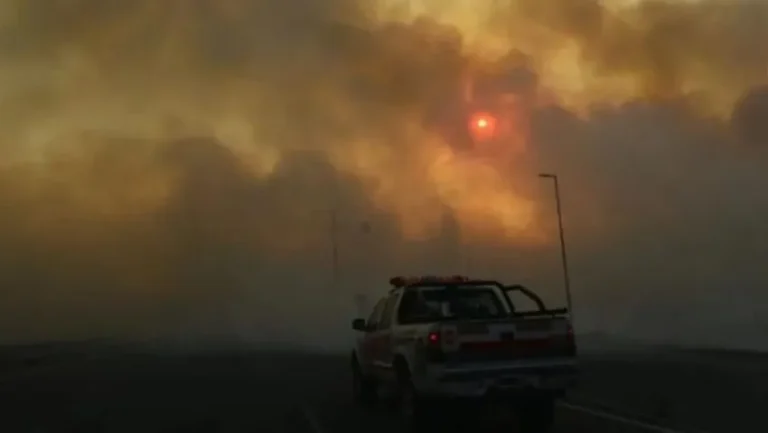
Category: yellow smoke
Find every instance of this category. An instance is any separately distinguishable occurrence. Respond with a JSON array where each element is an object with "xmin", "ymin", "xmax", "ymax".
[{"xmin": 0, "ymin": 0, "xmax": 767, "ymax": 344}]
